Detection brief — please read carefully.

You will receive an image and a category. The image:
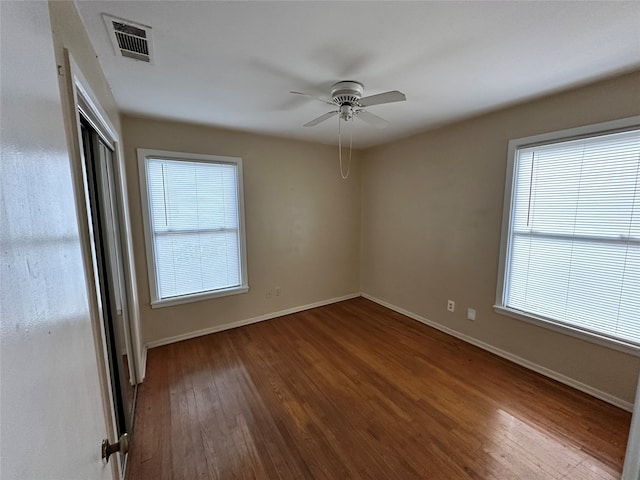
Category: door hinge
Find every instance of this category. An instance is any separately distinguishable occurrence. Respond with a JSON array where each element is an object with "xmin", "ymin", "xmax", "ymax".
[{"xmin": 101, "ymin": 433, "xmax": 129, "ymax": 462}]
